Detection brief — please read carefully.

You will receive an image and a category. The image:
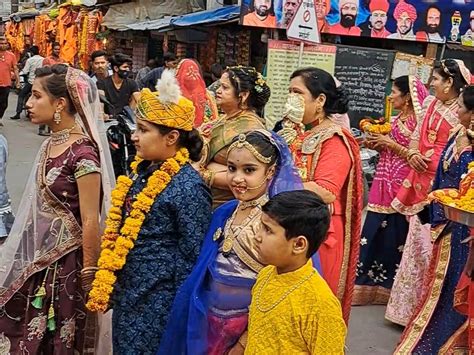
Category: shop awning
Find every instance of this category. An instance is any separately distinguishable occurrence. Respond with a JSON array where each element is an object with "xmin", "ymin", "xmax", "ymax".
[
  {"xmin": 126, "ymin": 16, "xmax": 173, "ymax": 31},
  {"xmin": 170, "ymin": 5, "xmax": 240, "ymax": 27}
]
